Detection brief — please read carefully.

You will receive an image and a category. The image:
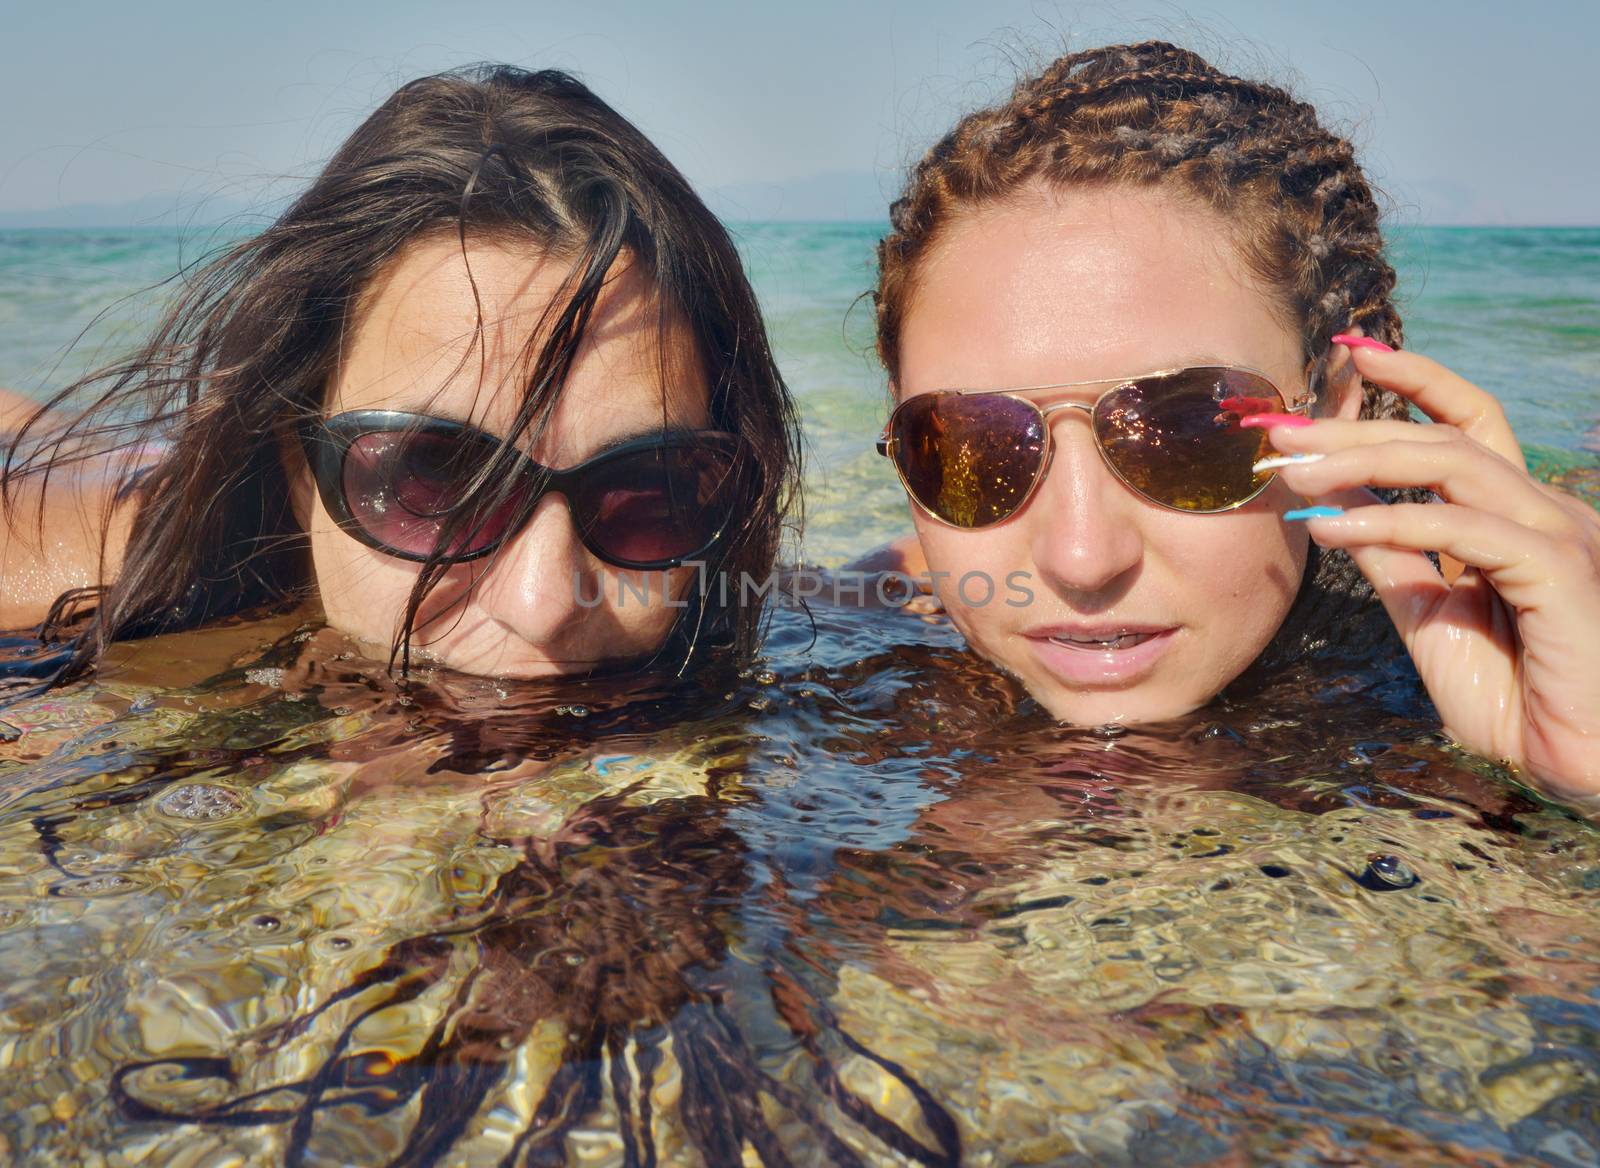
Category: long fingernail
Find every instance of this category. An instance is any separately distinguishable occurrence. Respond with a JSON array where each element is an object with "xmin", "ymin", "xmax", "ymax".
[
  {"xmin": 1252, "ymin": 452, "xmax": 1325, "ymax": 473},
  {"xmin": 1331, "ymin": 334, "xmax": 1394, "ymax": 353},
  {"xmin": 1240, "ymin": 413, "xmax": 1314, "ymax": 430},
  {"xmin": 1283, "ymin": 505, "xmax": 1344, "ymax": 521}
]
